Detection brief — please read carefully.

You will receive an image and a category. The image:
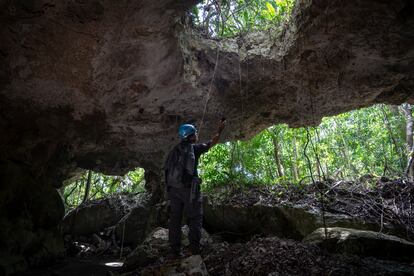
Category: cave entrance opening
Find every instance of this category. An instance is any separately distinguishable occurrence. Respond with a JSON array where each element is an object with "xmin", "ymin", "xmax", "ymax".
[
  {"xmin": 189, "ymin": 0, "xmax": 296, "ymax": 38},
  {"xmin": 61, "ymin": 168, "xmax": 146, "ymax": 212},
  {"xmin": 199, "ymin": 103, "xmax": 413, "ymax": 192},
  {"xmin": 200, "ymin": 103, "xmax": 414, "ymax": 243}
]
